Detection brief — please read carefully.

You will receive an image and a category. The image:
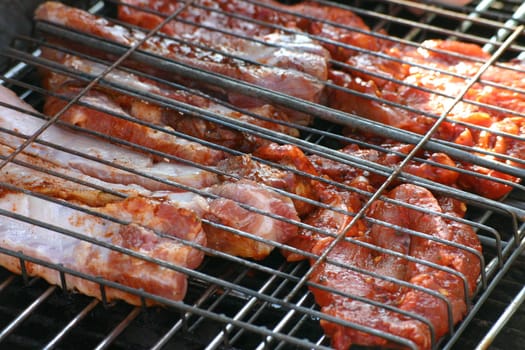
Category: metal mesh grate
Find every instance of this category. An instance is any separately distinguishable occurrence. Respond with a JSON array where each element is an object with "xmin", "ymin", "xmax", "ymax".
[{"xmin": 0, "ymin": 0, "xmax": 523, "ymax": 349}]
